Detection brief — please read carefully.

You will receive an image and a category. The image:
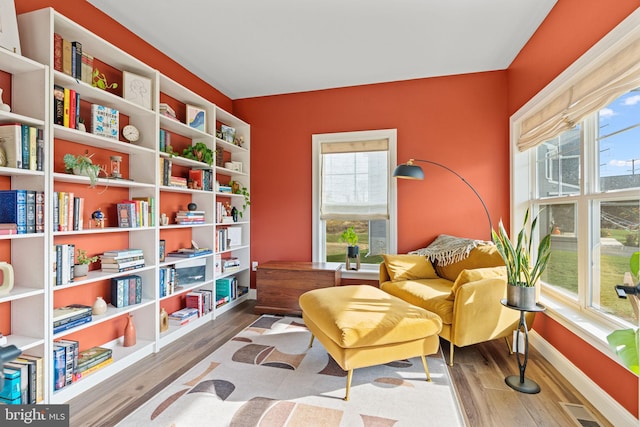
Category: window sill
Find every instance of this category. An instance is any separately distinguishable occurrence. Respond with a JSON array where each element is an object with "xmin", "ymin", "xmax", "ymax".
[{"xmin": 538, "ymin": 292, "xmax": 631, "ymax": 368}]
